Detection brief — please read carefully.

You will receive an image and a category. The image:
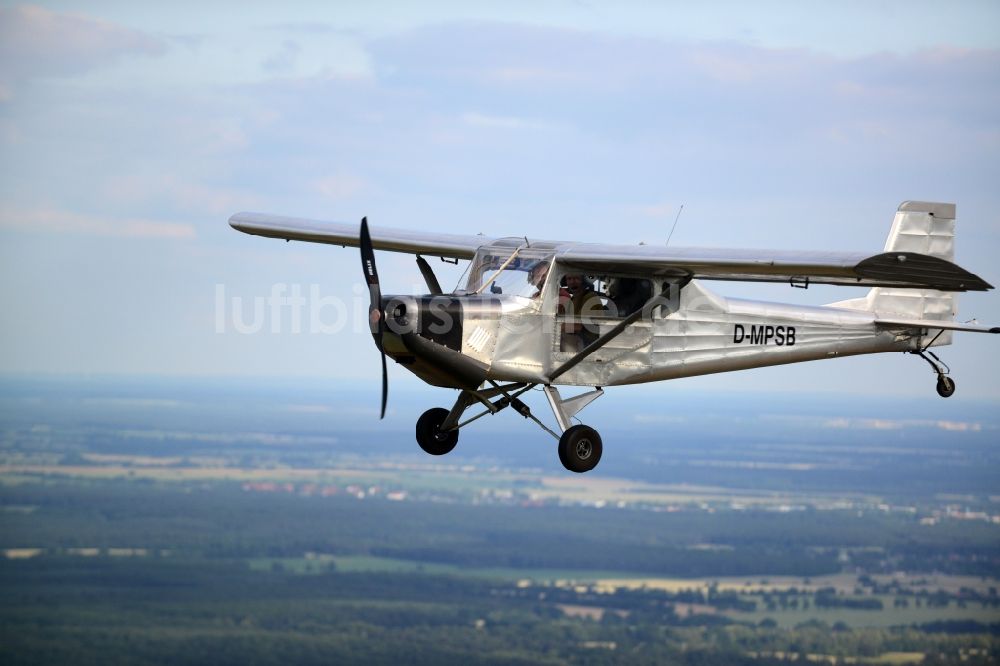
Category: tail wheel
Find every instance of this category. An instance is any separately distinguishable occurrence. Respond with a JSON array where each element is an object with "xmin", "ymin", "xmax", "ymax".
[
  {"xmin": 416, "ymin": 407, "xmax": 459, "ymax": 455},
  {"xmin": 558, "ymin": 425, "xmax": 602, "ymax": 473},
  {"xmin": 936, "ymin": 376, "xmax": 956, "ymax": 398}
]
